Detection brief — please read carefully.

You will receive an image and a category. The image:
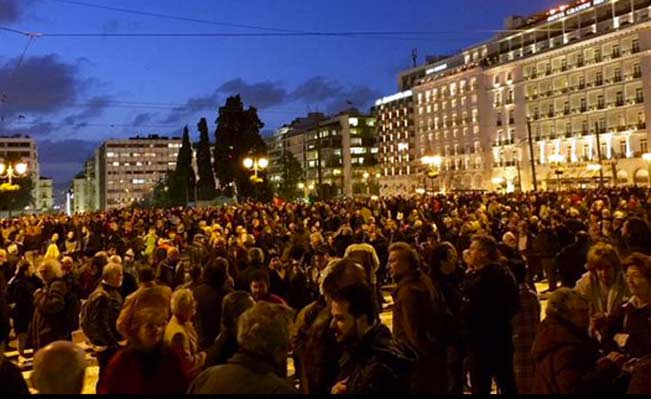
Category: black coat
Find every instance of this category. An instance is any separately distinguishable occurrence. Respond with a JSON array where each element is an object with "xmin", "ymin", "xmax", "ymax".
[
  {"xmin": 337, "ymin": 323, "xmax": 417, "ymax": 394},
  {"xmin": 6, "ymin": 274, "xmax": 40, "ymax": 332},
  {"xmin": 30, "ymin": 278, "xmax": 73, "ymax": 350},
  {"xmin": 461, "ymin": 263, "xmax": 519, "ymax": 349},
  {"xmin": 191, "ymin": 283, "xmax": 227, "ymax": 349},
  {"xmin": 556, "ymin": 237, "xmax": 590, "ymax": 288}
]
